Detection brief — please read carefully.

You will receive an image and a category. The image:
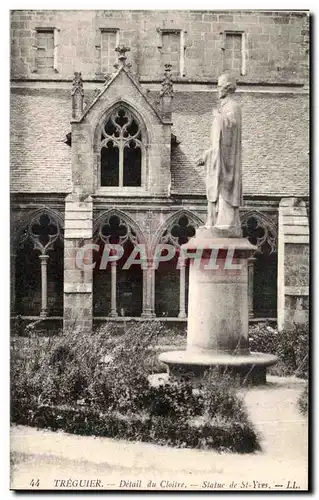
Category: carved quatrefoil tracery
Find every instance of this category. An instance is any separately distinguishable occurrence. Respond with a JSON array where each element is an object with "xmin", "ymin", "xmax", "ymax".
[
  {"xmin": 242, "ymin": 216, "xmax": 276, "ymax": 255},
  {"xmin": 20, "ymin": 213, "xmax": 61, "ymax": 254},
  {"xmin": 99, "ymin": 214, "xmax": 138, "ymax": 245},
  {"xmin": 160, "ymin": 215, "xmax": 196, "ymax": 248},
  {"xmin": 101, "ymin": 107, "xmax": 142, "ymax": 151}
]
